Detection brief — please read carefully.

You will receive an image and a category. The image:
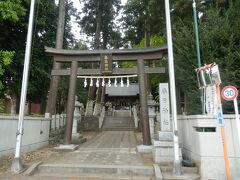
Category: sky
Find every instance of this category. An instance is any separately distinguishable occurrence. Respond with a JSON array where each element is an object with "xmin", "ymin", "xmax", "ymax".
[{"xmin": 70, "ymin": 0, "xmax": 127, "ymax": 41}]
